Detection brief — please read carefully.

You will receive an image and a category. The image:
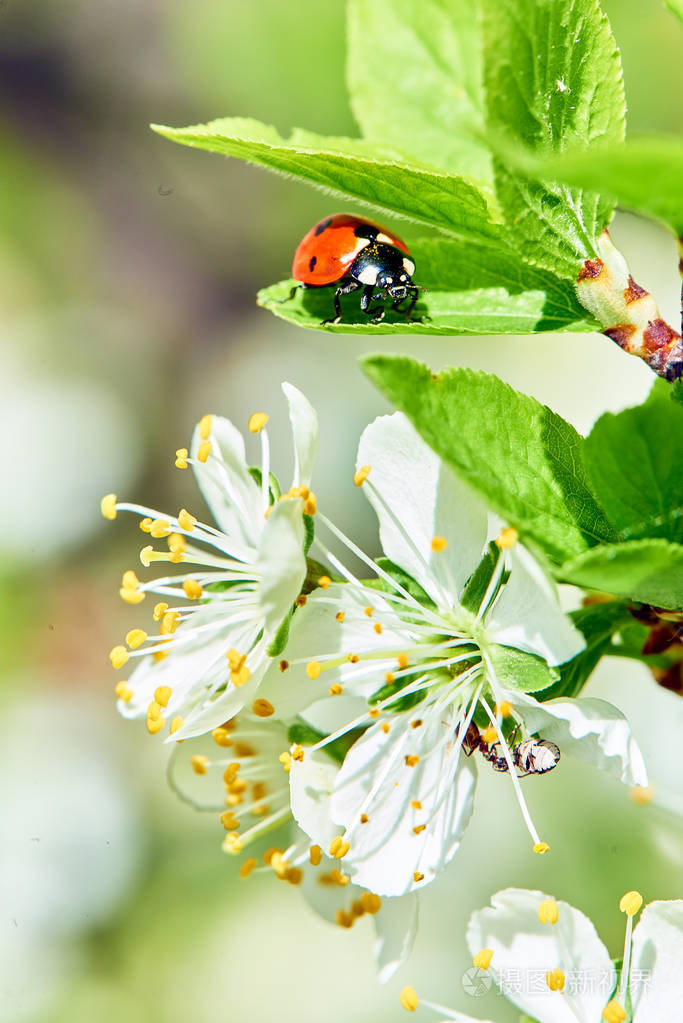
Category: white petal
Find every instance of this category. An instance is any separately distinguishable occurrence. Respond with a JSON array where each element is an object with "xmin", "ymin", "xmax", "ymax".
[
  {"xmin": 466, "ymin": 888, "xmax": 615, "ymax": 1023},
  {"xmin": 511, "ymin": 692, "xmax": 648, "ymax": 786},
  {"xmin": 357, "ymin": 413, "xmax": 487, "ymax": 607},
  {"xmin": 290, "ymin": 747, "xmax": 341, "ymax": 848},
  {"xmin": 330, "ymin": 708, "xmax": 477, "ymax": 896},
  {"xmin": 256, "ymin": 497, "xmax": 307, "ymax": 642},
  {"xmin": 631, "ymin": 900, "xmax": 683, "ymax": 1021},
  {"xmin": 190, "ymin": 414, "xmax": 261, "ymax": 546},
  {"xmin": 282, "ymin": 382, "xmax": 319, "ymax": 488},
  {"xmin": 373, "ymin": 892, "xmax": 419, "ymax": 983},
  {"xmin": 258, "ymin": 585, "xmax": 414, "ymax": 720},
  {"xmin": 486, "ymin": 545, "xmax": 584, "ymax": 665}
]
